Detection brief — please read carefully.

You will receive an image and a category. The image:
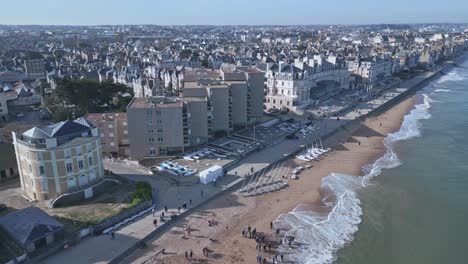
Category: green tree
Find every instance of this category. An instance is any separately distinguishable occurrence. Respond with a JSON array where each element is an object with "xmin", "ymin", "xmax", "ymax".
[
  {"xmin": 179, "ymin": 49, "xmax": 192, "ymax": 59},
  {"xmin": 55, "ymin": 80, "xmax": 128, "ymax": 114}
]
